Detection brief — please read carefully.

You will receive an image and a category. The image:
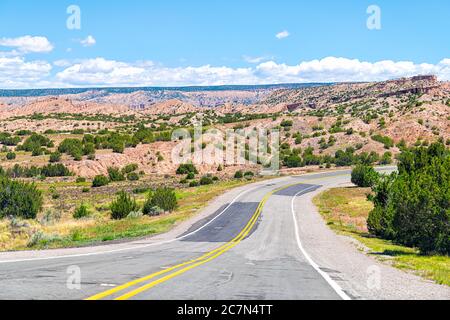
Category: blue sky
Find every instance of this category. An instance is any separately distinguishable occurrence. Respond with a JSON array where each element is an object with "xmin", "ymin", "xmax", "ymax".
[{"xmin": 0, "ymin": 0, "xmax": 449, "ymax": 88}]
